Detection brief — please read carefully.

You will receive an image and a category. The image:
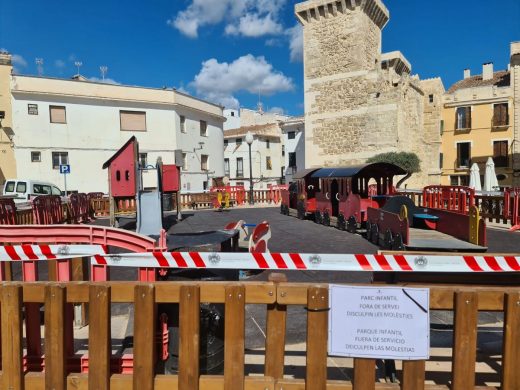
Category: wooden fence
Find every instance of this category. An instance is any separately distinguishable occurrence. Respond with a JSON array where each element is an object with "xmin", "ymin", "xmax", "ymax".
[{"xmin": 0, "ymin": 280, "xmax": 518, "ymax": 389}]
